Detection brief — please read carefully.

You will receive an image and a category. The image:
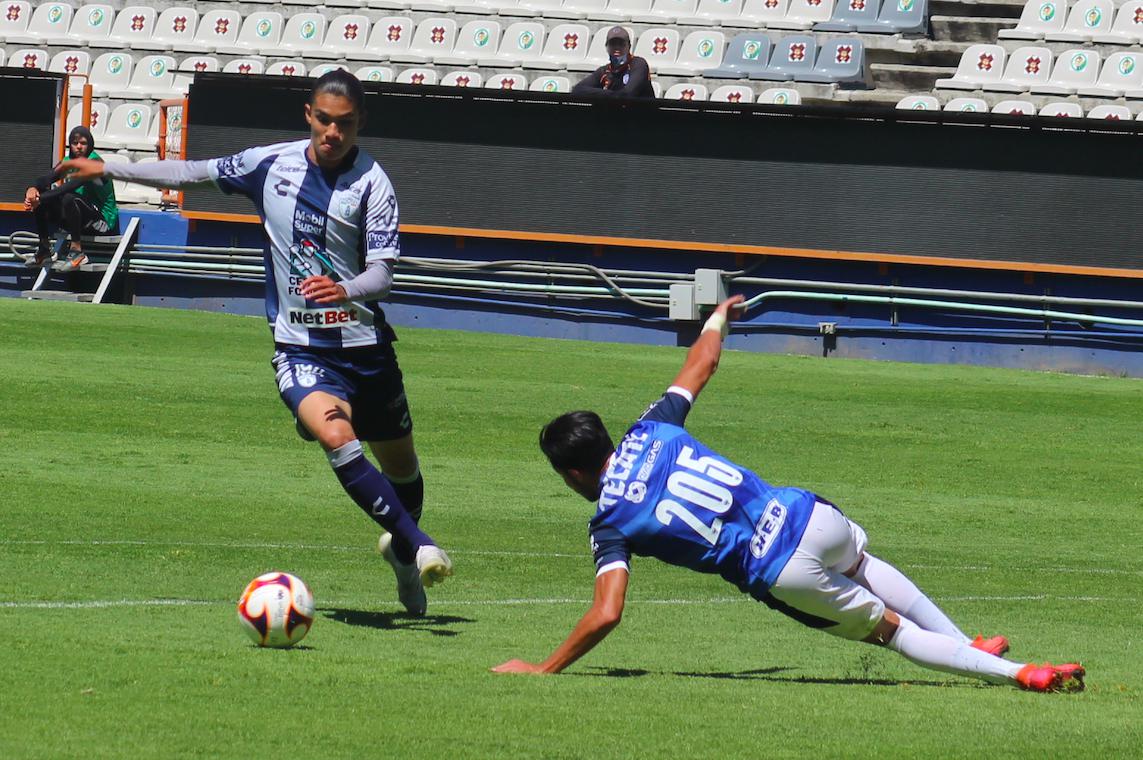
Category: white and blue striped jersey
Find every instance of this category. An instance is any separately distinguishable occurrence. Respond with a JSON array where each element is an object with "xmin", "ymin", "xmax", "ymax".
[
  {"xmin": 206, "ymin": 139, "xmax": 400, "ymax": 349},
  {"xmin": 589, "ymin": 389, "xmax": 817, "ymax": 600}
]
